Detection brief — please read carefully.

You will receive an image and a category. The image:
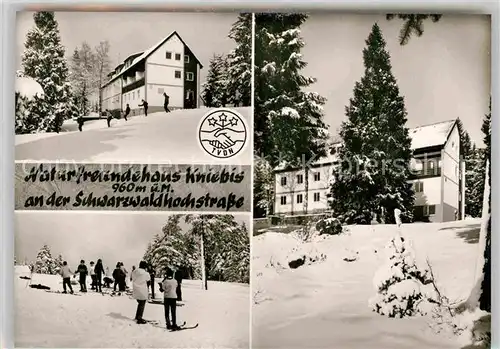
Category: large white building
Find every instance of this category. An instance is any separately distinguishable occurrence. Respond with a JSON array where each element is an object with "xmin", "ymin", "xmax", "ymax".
[
  {"xmin": 100, "ymin": 31, "xmax": 203, "ymax": 116},
  {"xmin": 273, "ymin": 119, "xmax": 465, "ymax": 222}
]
